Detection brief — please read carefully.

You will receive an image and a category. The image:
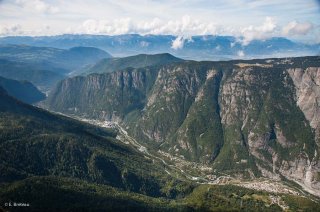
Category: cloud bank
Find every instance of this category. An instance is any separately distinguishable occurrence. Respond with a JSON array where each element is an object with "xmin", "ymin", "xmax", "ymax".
[
  {"xmin": 171, "ymin": 35, "xmax": 193, "ymax": 50},
  {"xmin": 15, "ymin": 0, "xmax": 59, "ymax": 14},
  {"xmin": 282, "ymin": 21, "xmax": 314, "ymax": 36},
  {"xmin": 0, "ymin": 0, "xmax": 319, "ymax": 44},
  {"xmin": 80, "ymin": 16, "xmax": 219, "ymax": 36},
  {"xmin": 240, "ymin": 17, "xmax": 277, "ymax": 45}
]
